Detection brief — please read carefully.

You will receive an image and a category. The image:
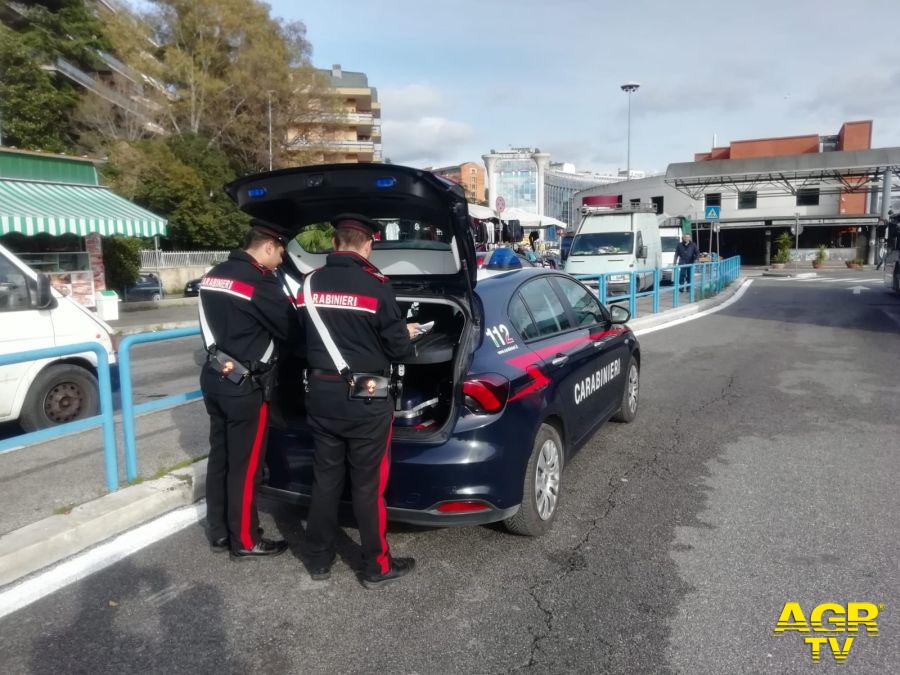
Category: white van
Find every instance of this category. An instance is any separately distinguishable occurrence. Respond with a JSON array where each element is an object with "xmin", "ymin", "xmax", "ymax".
[
  {"xmin": 0, "ymin": 243, "xmax": 116, "ymax": 431},
  {"xmin": 564, "ymin": 203, "xmax": 662, "ymax": 294},
  {"xmin": 659, "ymin": 219, "xmax": 685, "ymax": 283}
]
